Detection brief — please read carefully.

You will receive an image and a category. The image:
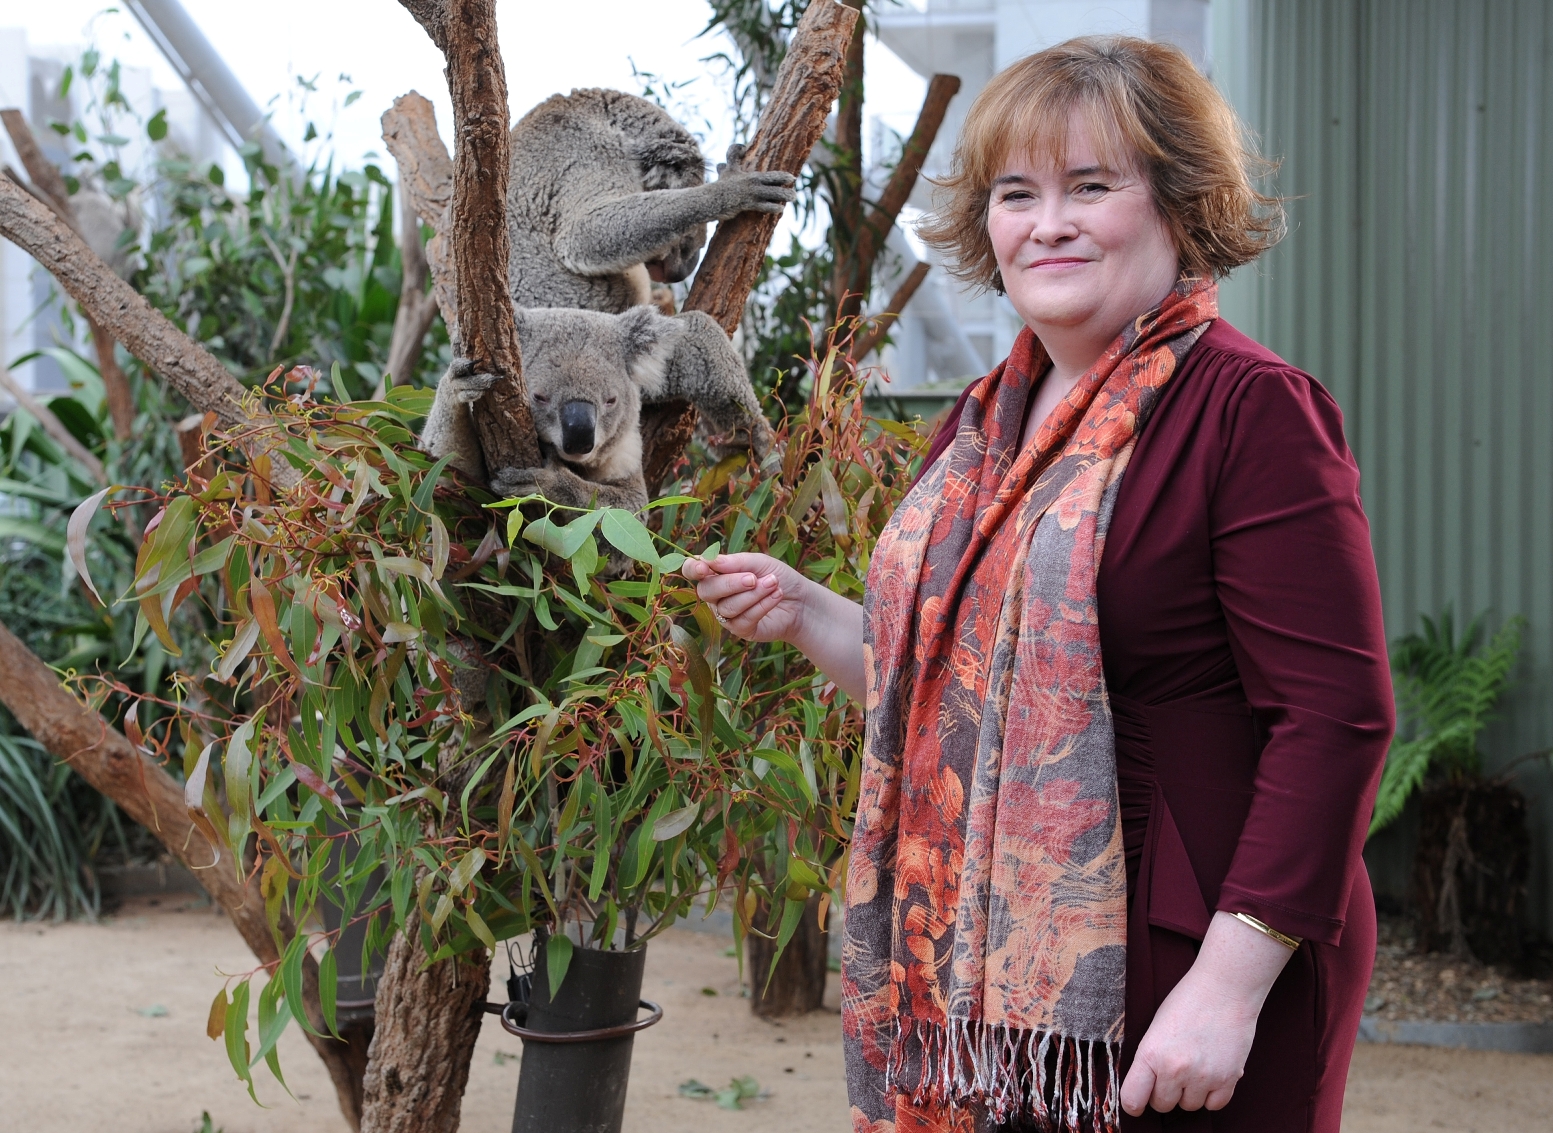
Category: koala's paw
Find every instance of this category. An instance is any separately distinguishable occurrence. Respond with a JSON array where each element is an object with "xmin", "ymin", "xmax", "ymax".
[
  {"xmin": 445, "ymin": 357, "xmax": 500, "ymax": 405},
  {"xmin": 489, "ymin": 465, "xmax": 550, "ymax": 500},
  {"xmin": 713, "ymin": 147, "xmax": 797, "ymax": 216},
  {"xmin": 705, "ymin": 416, "xmax": 775, "ymax": 461}
]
